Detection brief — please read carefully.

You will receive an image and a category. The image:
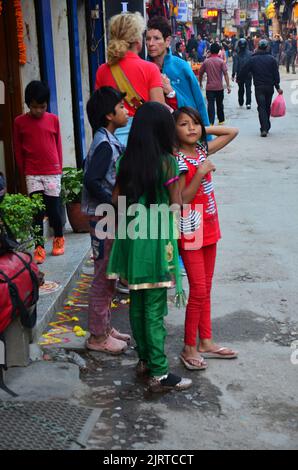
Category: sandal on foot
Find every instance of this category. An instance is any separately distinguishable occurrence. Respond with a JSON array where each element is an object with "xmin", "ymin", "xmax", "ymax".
[
  {"xmin": 110, "ymin": 327, "xmax": 131, "ymax": 344},
  {"xmin": 148, "ymin": 372, "xmax": 192, "ymax": 393},
  {"xmin": 86, "ymin": 335, "xmax": 127, "ymax": 355},
  {"xmin": 179, "ymin": 354, "xmax": 208, "ymax": 370},
  {"xmin": 199, "ymin": 347, "xmax": 238, "ymax": 359}
]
